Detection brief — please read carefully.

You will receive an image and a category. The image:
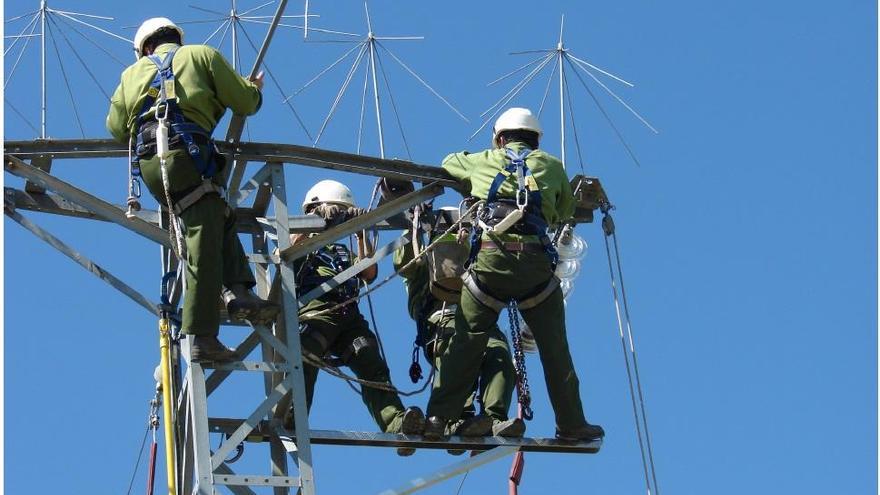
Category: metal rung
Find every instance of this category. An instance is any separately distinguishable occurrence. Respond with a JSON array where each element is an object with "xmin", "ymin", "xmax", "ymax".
[
  {"xmin": 214, "ymin": 475, "xmax": 301, "ymax": 488},
  {"xmin": 206, "ymin": 361, "xmax": 291, "ymax": 372},
  {"xmin": 208, "ymin": 419, "xmax": 601, "ymax": 454}
]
